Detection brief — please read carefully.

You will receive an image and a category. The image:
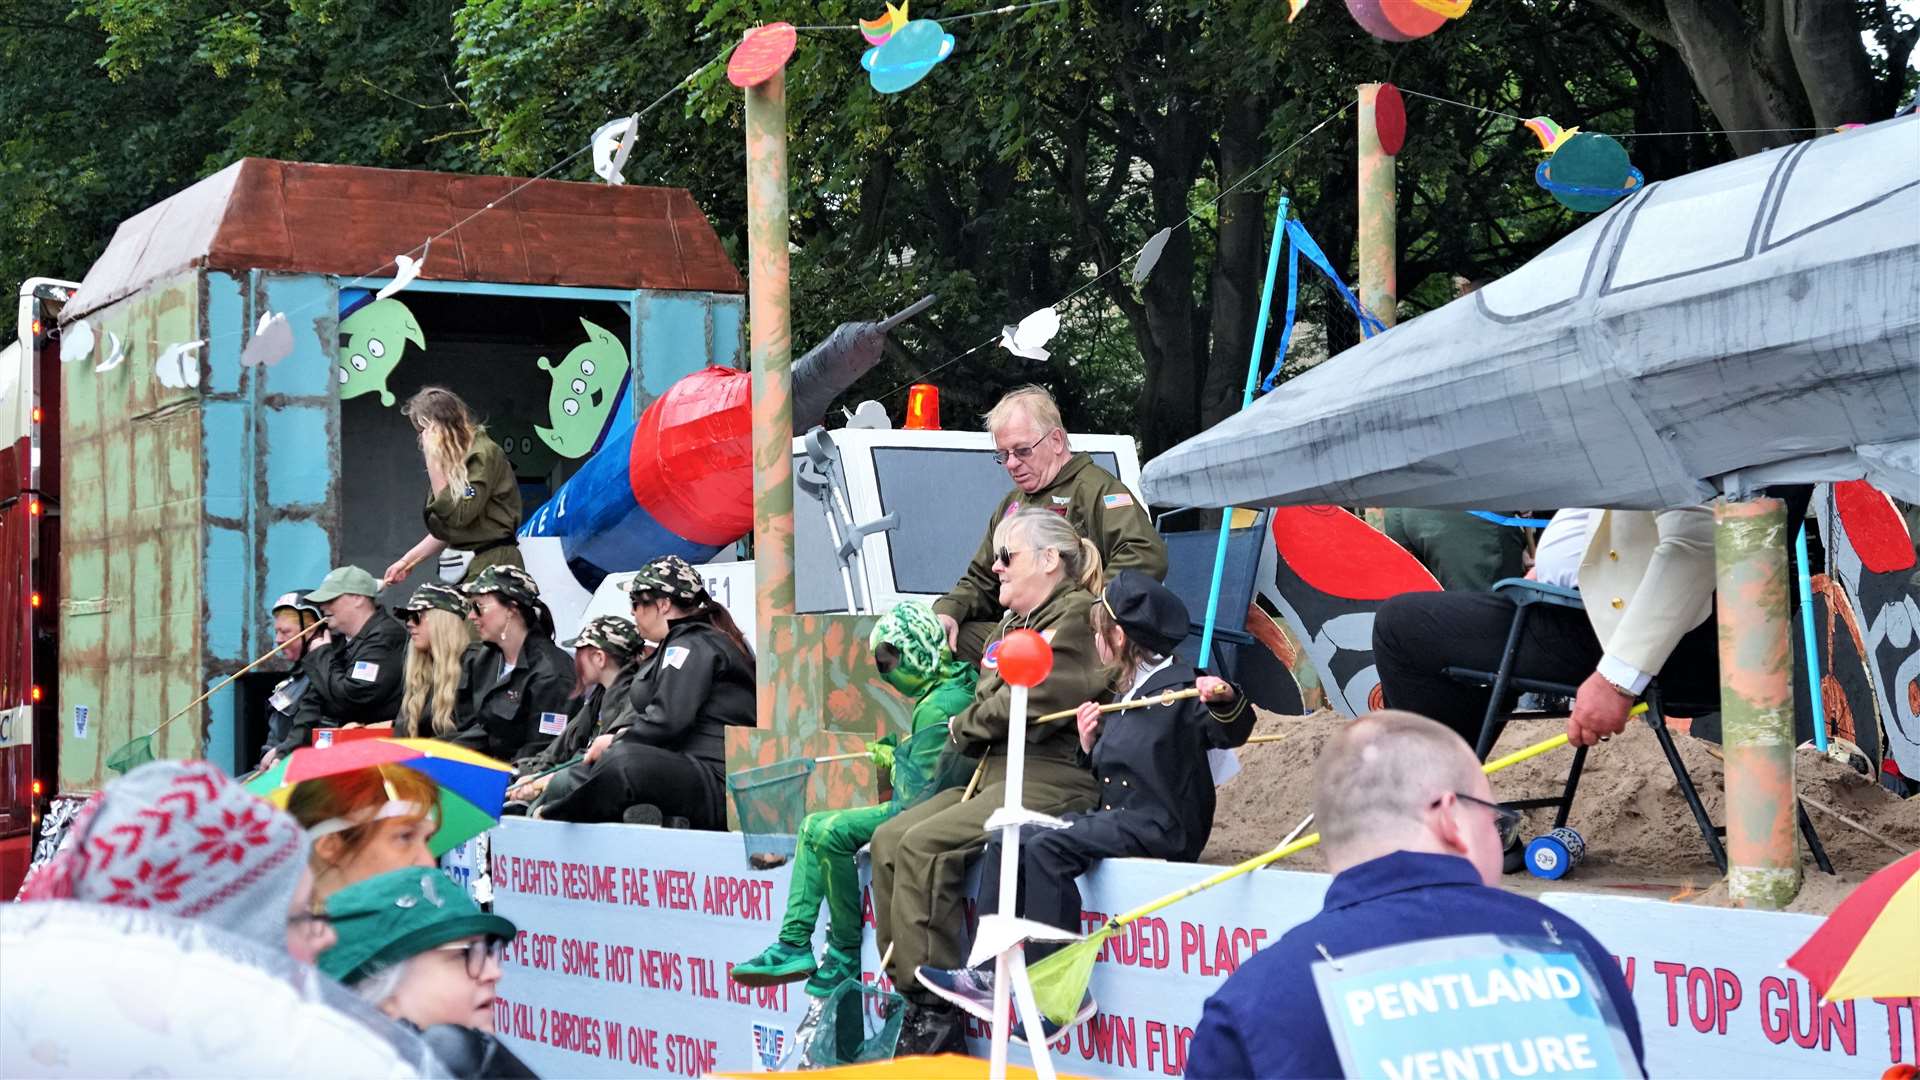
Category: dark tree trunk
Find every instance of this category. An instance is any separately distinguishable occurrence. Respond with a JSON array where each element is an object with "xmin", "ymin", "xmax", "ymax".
[{"xmin": 1201, "ymin": 100, "xmax": 1268, "ymax": 431}]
